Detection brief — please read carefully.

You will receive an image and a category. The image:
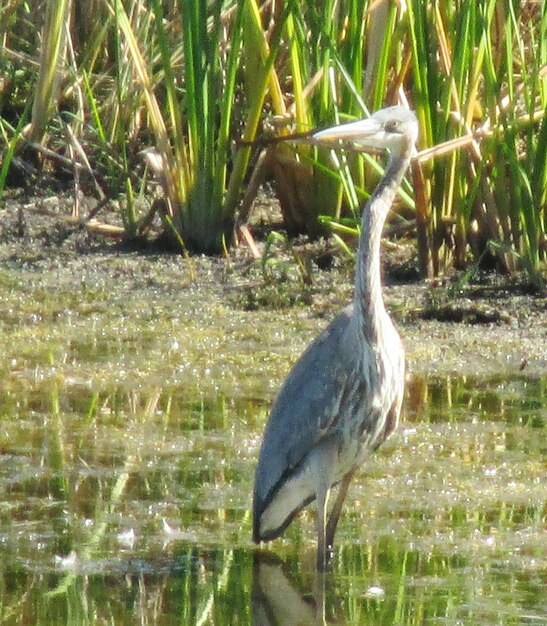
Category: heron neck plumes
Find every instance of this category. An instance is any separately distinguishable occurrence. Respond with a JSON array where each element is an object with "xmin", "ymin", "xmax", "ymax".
[{"xmin": 354, "ymin": 141, "xmax": 414, "ymax": 343}]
